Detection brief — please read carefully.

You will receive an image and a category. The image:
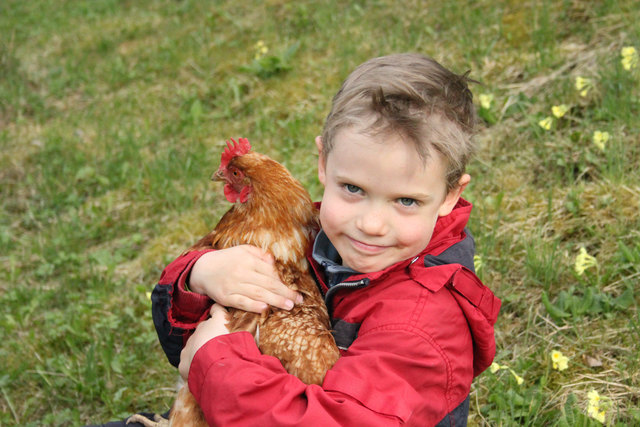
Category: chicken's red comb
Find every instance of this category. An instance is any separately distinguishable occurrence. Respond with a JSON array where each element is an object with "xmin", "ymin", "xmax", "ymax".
[{"xmin": 220, "ymin": 138, "xmax": 252, "ymax": 168}]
